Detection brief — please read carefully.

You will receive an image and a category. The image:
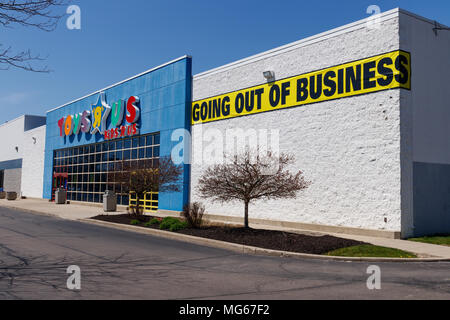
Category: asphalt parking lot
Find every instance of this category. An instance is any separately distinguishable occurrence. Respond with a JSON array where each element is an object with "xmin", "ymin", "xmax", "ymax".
[{"xmin": 0, "ymin": 207, "xmax": 449, "ymax": 300}]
